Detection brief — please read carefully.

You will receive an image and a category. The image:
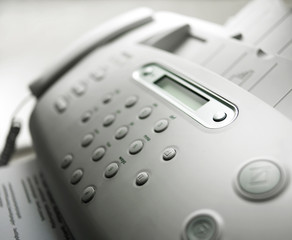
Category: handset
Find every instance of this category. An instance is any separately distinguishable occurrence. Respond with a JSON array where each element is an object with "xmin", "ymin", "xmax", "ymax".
[{"xmin": 29, "ymin": 8, "xmax": 153, "ymax": 98}]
